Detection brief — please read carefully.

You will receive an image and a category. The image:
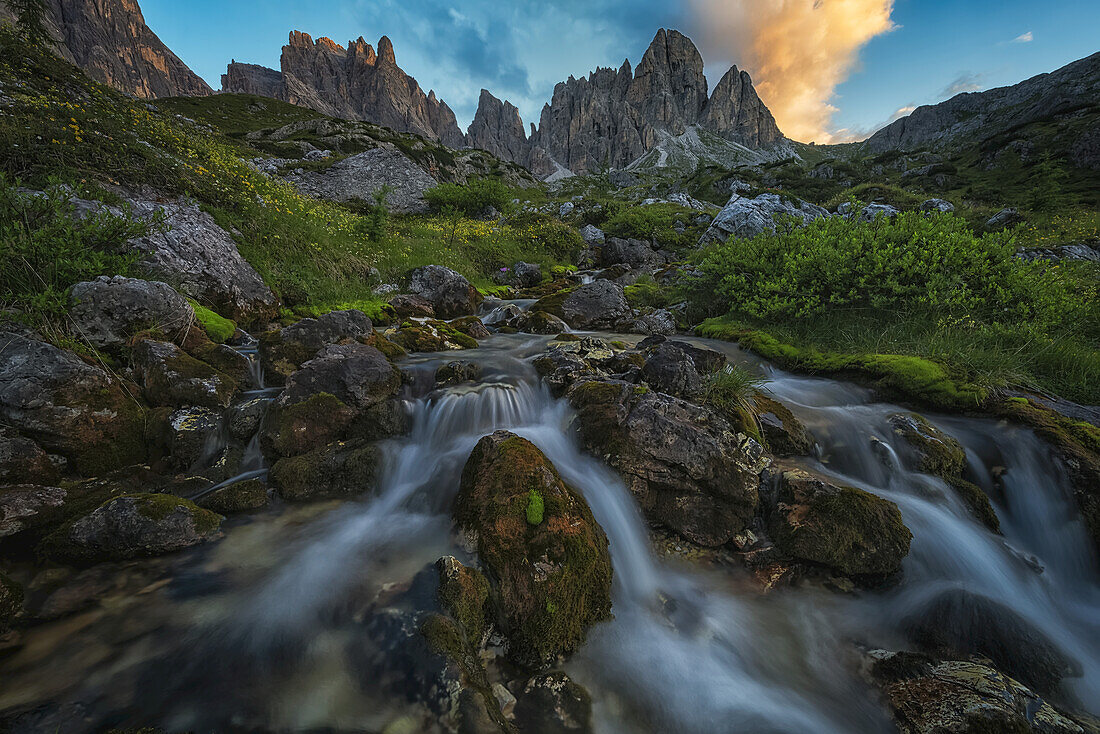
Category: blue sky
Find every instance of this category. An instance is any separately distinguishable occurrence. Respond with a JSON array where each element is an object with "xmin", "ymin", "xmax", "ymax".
[{"xmin": 141, "ymin": 0, "xmax": 1099, "ymax": 142}]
